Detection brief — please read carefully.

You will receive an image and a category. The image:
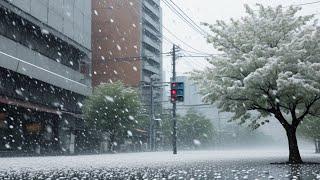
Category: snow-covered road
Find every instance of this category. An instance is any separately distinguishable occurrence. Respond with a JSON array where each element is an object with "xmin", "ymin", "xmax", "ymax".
[{"xmin": 0, "ymin": 150, "xmax": 319, "ymax": 179}]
